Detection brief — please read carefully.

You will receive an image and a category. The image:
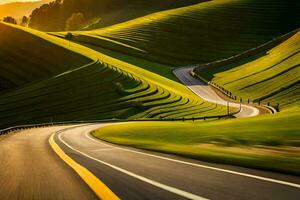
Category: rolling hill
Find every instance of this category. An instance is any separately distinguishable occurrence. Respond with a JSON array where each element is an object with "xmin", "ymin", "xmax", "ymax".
[
  {"xmin": 28, "ymin": 0, "xmax": 203, "ymax": 31},
  {"xmin": 197, "ymin": 30, "xmax": 300, "ymax": 110},
  {"xmin": 68, "ymin": 0, "xmax": 299, "ymax": 67},
  {"xmin": 0, "ymin": 1, "xmax": 299, "ymax": 177},
  {"xmin": 84, "ymin": 0, "xmax": 205, "ymax": 29},
  {"xmin": 0, "ymin": 23, "xmax": 230, "ymax": 129},
  {"xmin": 0, "ymin": 22, "xmax": 90, "ymax": 91}
]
